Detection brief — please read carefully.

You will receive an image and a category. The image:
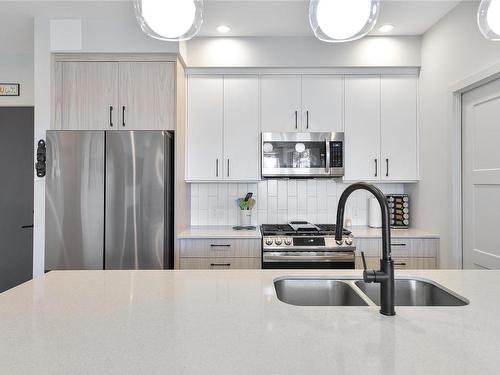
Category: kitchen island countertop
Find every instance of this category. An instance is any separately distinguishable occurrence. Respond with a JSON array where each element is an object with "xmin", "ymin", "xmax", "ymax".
[{"xmin": 0, "ymin": 269, "xmax": 497, "ymax": 375}]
